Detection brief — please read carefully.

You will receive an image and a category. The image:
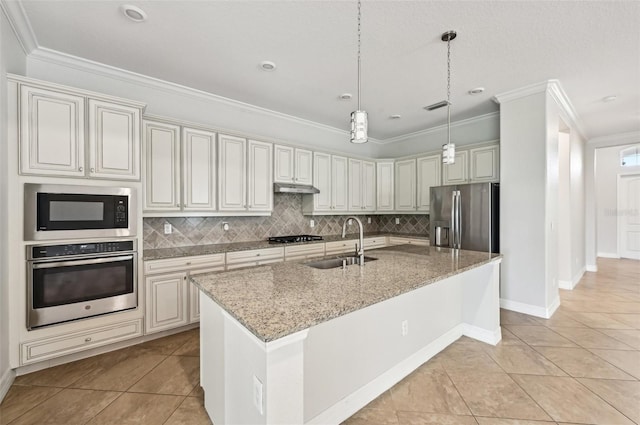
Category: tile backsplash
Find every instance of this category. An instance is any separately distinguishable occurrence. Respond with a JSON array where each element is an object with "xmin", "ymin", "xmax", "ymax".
[{"xmin": 143, "ymin": 193, "xmax": 429, "ymax": 249}]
